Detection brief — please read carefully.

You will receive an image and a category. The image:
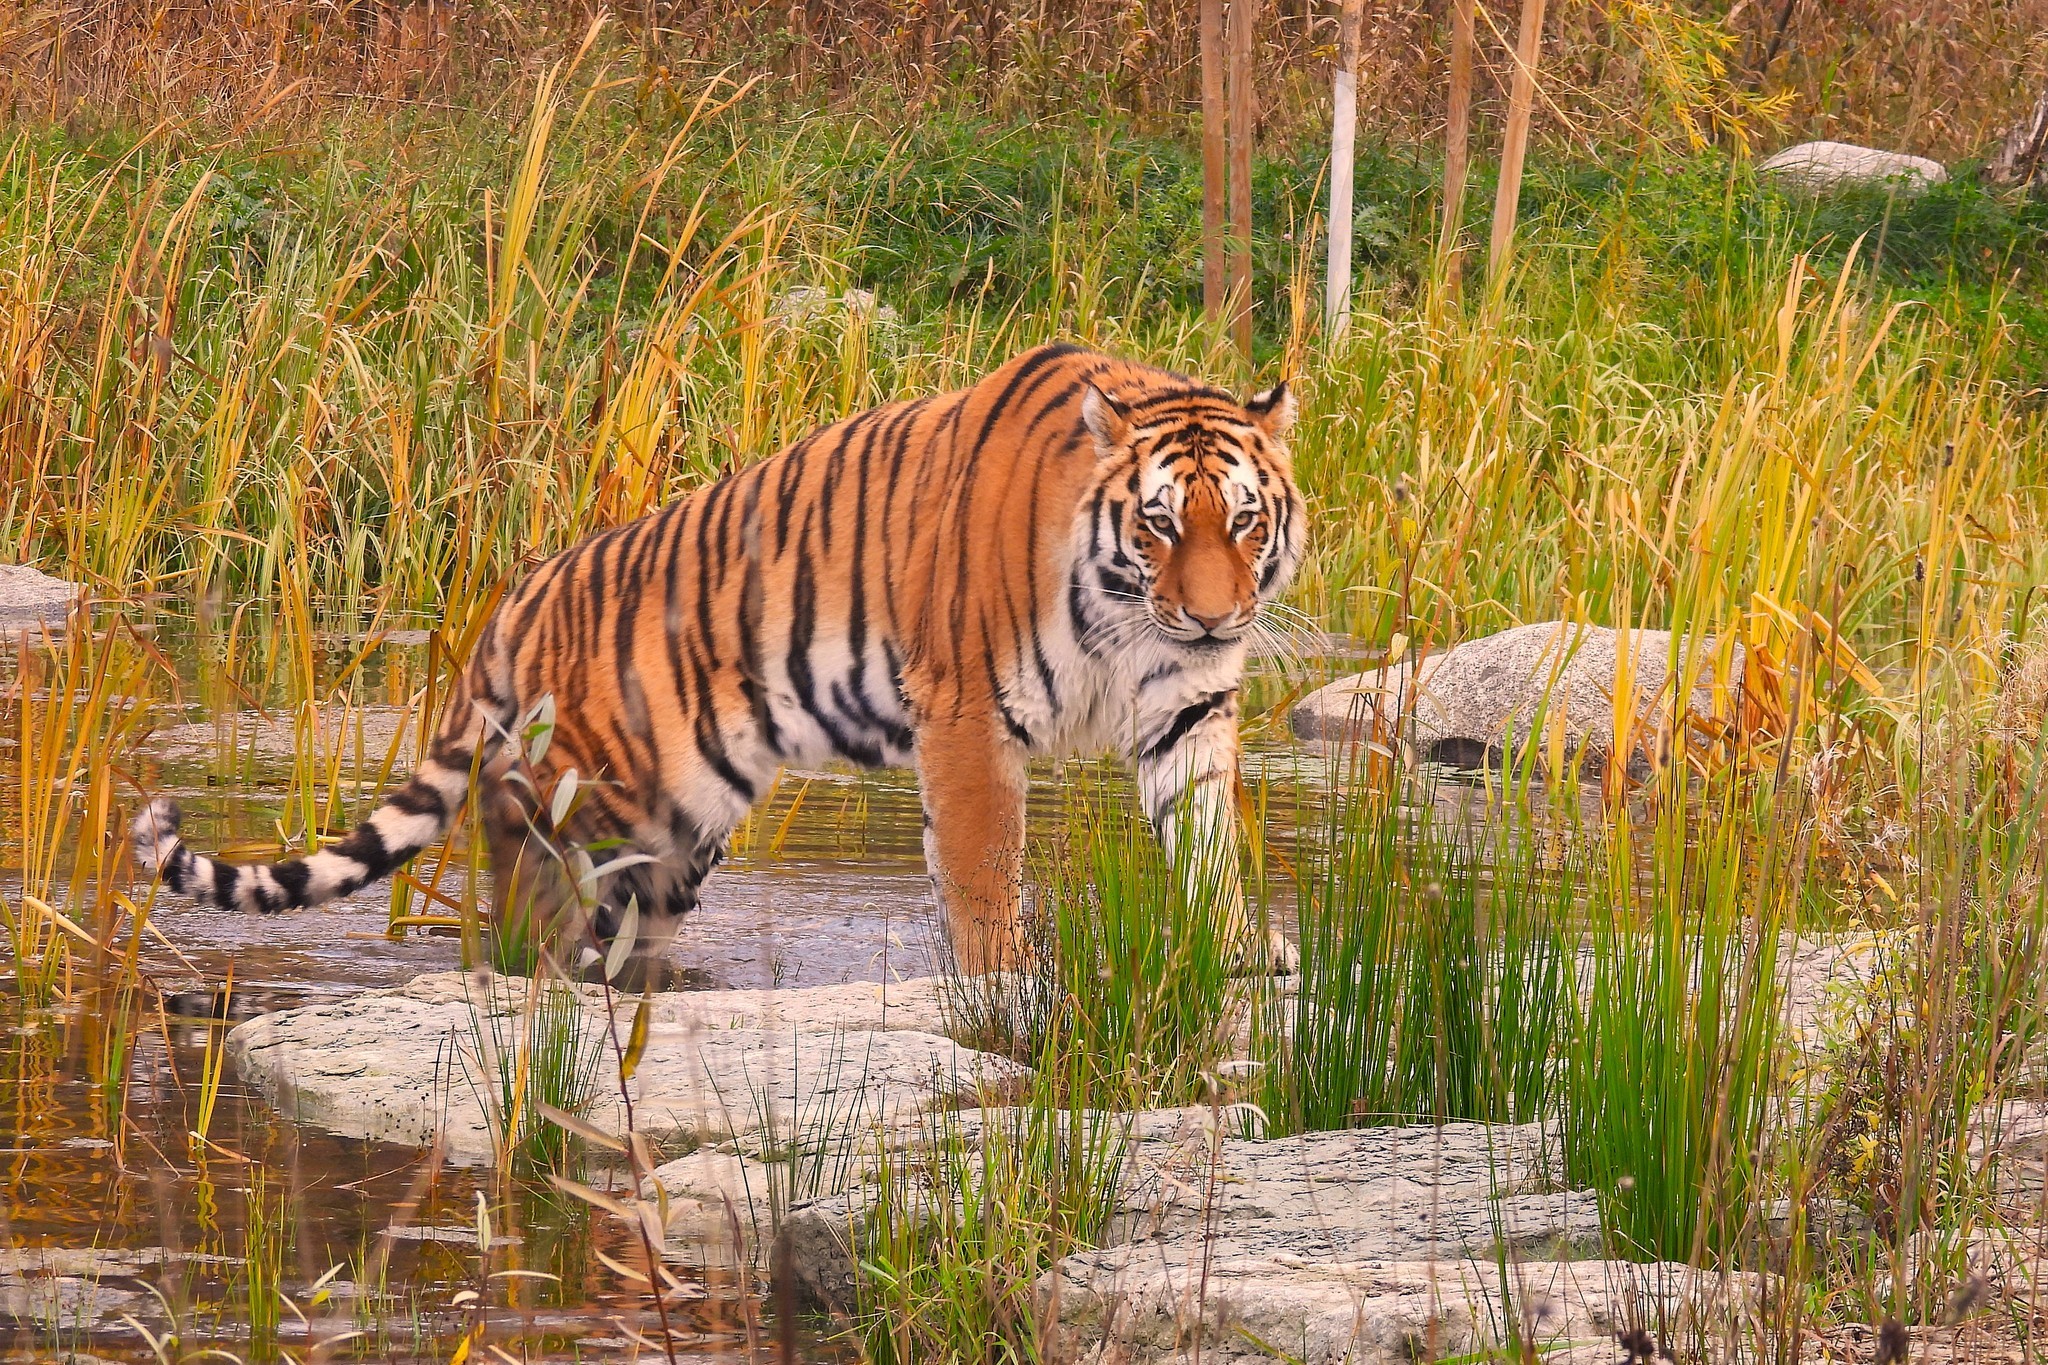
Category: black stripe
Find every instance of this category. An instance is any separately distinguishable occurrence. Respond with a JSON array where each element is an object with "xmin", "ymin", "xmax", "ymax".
[
  {"xmin": 1143, "ymin": 691, "xmax": 1231, "ymax": 764},
  {"xmin": 688, "ymin": 647, "xmax": 757, "ymax": 801},
  {"xmin": 691, "ymin": 488, "xmax": 723, "ymax": 664},
  {"xmin": 774, "ymin": 434, "xmax": 813, "ymax": 553},
  {"xmin": 734, "ymin": 465, "xmax": 782, "ymax": 755},
  {"xmin": 387, "ymin": 781, "xmax": 447, "ymax": 819},
  {"xmin": 271, "ymin": 859, "xmax": 313, "ymax": 907},
  {"xmin": 968, "ymin": 344, "xmax": 1086, "ymax": 460},
  {"xmin": 981, "ymin": 622, "xmax": 1035, "ymax": 748},
  {"xmin": 787, "ymin": 508, "xmax": 883, "ymax": 765},
  {"xmin": 333, "ymin": 819, "xmax": 397, "ymax": 873}
]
